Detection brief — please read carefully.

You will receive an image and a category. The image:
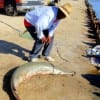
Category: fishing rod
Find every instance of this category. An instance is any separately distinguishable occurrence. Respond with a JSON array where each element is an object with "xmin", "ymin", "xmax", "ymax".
[{"xmin": 0, "ymin": 20, "xmax": 22, "ymax": 34}]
